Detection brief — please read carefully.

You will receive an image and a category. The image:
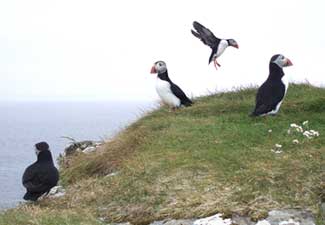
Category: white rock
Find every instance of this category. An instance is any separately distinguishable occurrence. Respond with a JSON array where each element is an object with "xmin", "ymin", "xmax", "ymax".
[
  {"xmin": 48, "ymin": 186, "xmax": 65, "ymax": 198},
  {"xmin": 194, "ymin": 214, "xmax": 231, "ymax": 225},
  {"xmin": 292, "ymin": 139, "xmax": 299, "ymax": 144},
  {"xmin": 279, "ymin": 218, "xmax": 300, "ymax": 225},
  {"xmin": 256, "ymin": 220, "xmax": 271, "ymax": 225},
  {"xmin": 83, "ymin": 146, "xmax": 97, "ymax": 153}
]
